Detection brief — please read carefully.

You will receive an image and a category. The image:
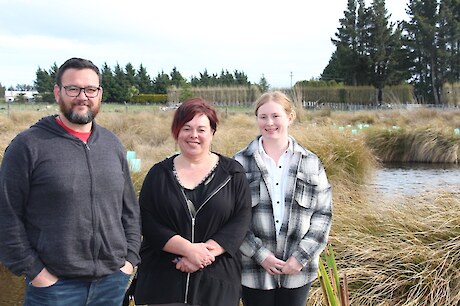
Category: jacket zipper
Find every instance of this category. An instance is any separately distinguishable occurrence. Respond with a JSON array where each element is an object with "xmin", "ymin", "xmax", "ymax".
[
  {"xmin": 182, "ymin": 176, "xmax": 231, "ymax": 304},
  {"xmin": 82, "ymin": 140, "xmax": 98, "ymax": 275}
]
